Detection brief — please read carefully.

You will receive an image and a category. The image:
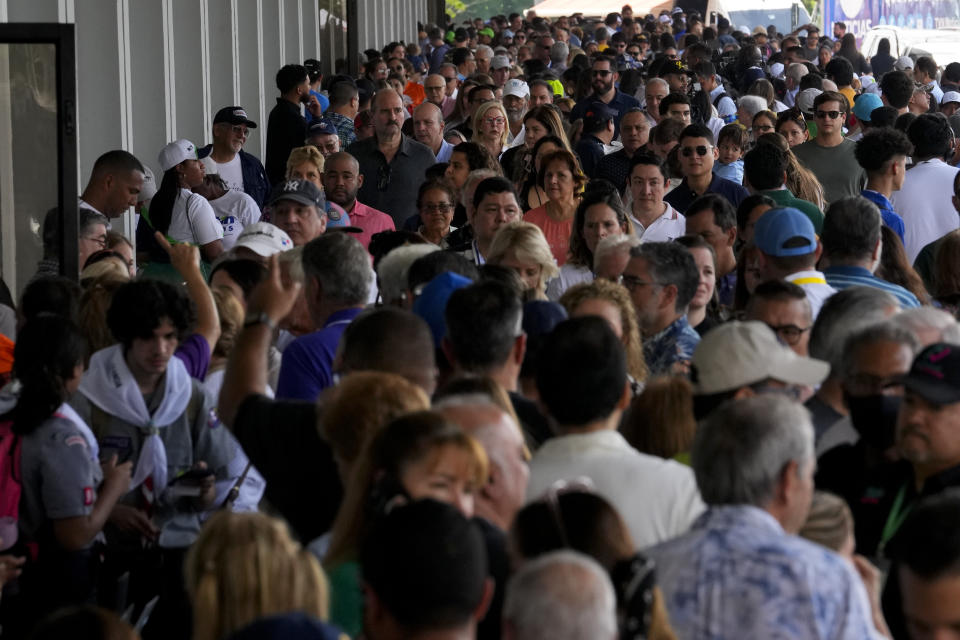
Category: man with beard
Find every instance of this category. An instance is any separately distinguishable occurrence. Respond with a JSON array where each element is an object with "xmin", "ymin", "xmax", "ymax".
[
  {"xmin": 347, "ymin": 90, "xmax": 436, "ymax": 228},
  {"xmin": 266, "ymin": 64, "xmax": 322, "ymax": 185},
  {"xmin": 570, "ymin": 56, "xmax": 640, "ymax": 139},
  {"xmin": 502, "ymin": 79, "xmax": 529, "ymax": 147},
  {"xmin": 199, "ymin": 106, "xmax": 269, "ymax": 207},
  {"xmin": 825, "ymin": 342, "xmax": 960, "ymax": 559},
  {"xmin": 322, "ymin": 152, "xmax": 394, "ymax": 250}
]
